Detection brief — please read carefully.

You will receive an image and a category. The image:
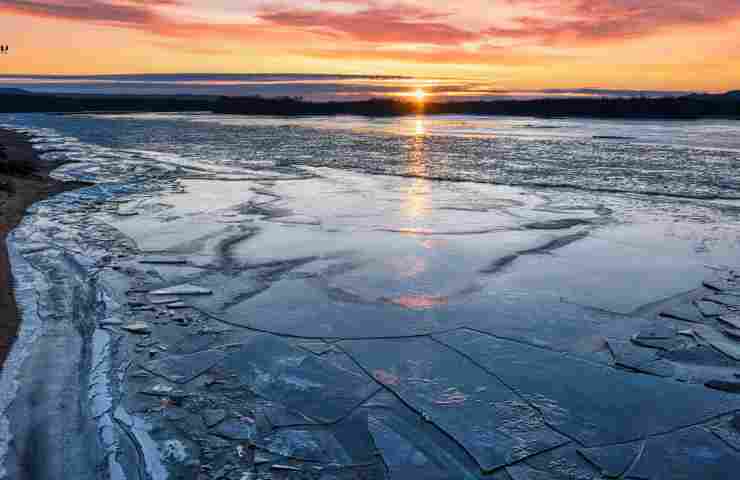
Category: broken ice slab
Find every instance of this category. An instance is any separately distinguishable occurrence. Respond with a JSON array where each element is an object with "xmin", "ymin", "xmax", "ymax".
[
  {"xmin": 149, "ymin": 283, "xmax": 213, "ymax": 296},
  {"xmin": 506, "ymin": 463, "xmax": 564, "ymax": 480},
  {"xmin": 202, "ymin": 409, "xmax": 227, "ymax": 428},
  {"xmin": 607, "ymin": 340, "xmax": 659, "ymax": 369},
  {"xmin": 704, "ymin": 294, "xmax": 740, "ymax": 307},
  {"xmin": 524, "ymin": 443, "xmax": 602, "ymax": 480},
  {"xmin": 215, "ymin": 274, "xmax": 472, "ymax": 338},
  {"xmin": 631, "ymin": 360, "xmax": 676, "ymax": 378},
  {"xmin": 704, "ymin": 277, "xmax": 740, "ymax": 294},
  {"xmin": 368, "ymin": 417, "xmax": 475, "ymax": 480},
  {"xmin": 139, "ymin": 383, "xmax": 186, "ymax": 398},
  {"xmin": 114, "ymin": 407, "xmax": 169, "ymax": 480},
  {"xmin": 706, "ymin": 415, "xmax": 740, "ymax": 451},
  {"xmin": 165, "ymin": 302, "xmax": 189, "ymax": 309},
  {"xmin": 634, "ymin": 323, "xmax": 677, "ymax": 340},
  {"xmin": 149, "ymin": 296, "xmax": 180, "ymax": 305},
  {"xmin": 359, "ymin": 390, "xmax": 485, "ymax": 480},
  {"xmin": 463, "ymin": 292, "xmax": 656, "ymax": 355},
  {"xmin": 482, "ymin": 235, "xmax": 707, "ymax": 315},
  {"xmin": 704, "ymin": 379, "xmax": 740, "ymax": 393},
  {"xmin": 218, "ymin": 335, "xmax": 379, "ymax": 424},
  {"xmin": 211, "ymin": 418, "xmax": 256, "ymax": 441},
  {"xmin": 253, "ymin": 450, "xmax": 280, "ymax": 465},
  {"xmin": 115, "ymin": 205, "xmax": 139, "ymax": 217},
  {"xmin": 522, "ymin": 218, "xmax": 592, "ymax": 230},
  {"xmin": 434, "ymin": 329, "xmax": 740, "ymax": 447},
  {"xmin": 173, "ymin": 270, "xmax": 270, "ymax": 314},
  {"xmin": 221, "ymin": 276, "xmax": 654, "ymax": 349},
  {"xmin": 139, "ymin": 256, "xmax": 189, "ymax": 265},
  {"xmin": 256, "ymin": 428, "xmax": 353, "ymax": 464},
  {"xmin": 100, "ymin": 316, "xmax": 124, "ymax": 326},
  {"xmin": 630, "ymin": 334, "xmax": 687, "ymax": 352},
  {"xmin": 340, "ymin": 337, "xmax": 569, "ymax": 472},
  {"xmin": 720, "ymin": 313, "xmax": 740, "ymax": 329},
  {"xmin": 140, "ymin": 349, "xmax": 227, "ymax": 384},
  {"xmin": 693, "ymin": 325, "xmax": 740, "ymax": 361},
  {"xmin": 578, "ymin": 442, "xmax": 642, "ymax": 478},
  {"xmin": 625, "ymin": 427, "xmax": 740, "ymax": 479},
  {"xmin": 325, "ymin": 408, "xmax": 389, "ymax": 469},
  {"xmin": 122, "ymin": 322, "xmax": 152, "ymax": 334},
  {"xmin": 660, "ymin": 344, "xmax": 736, "ymax": 367},
  {"xmin": 297, "ymin": 341, "xmax": 336, "ymax": 356},
  {"xmin": 260, "ymin": 403, "xmax": 315, "ymax": 429},
  {"xmin": 629, "ymin": 322, "xmax": 687, "ymax": 353},
  {"xmin": 659, "ymin": 302, "xmax": 706, "ymax": 323},
  {"xmin": 722, "ymin": 327, "xmax": 740, "ymax": 341},
  {"xmin": 695, "ymin": 300, "xmax": 723, "ymax": 317}
]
